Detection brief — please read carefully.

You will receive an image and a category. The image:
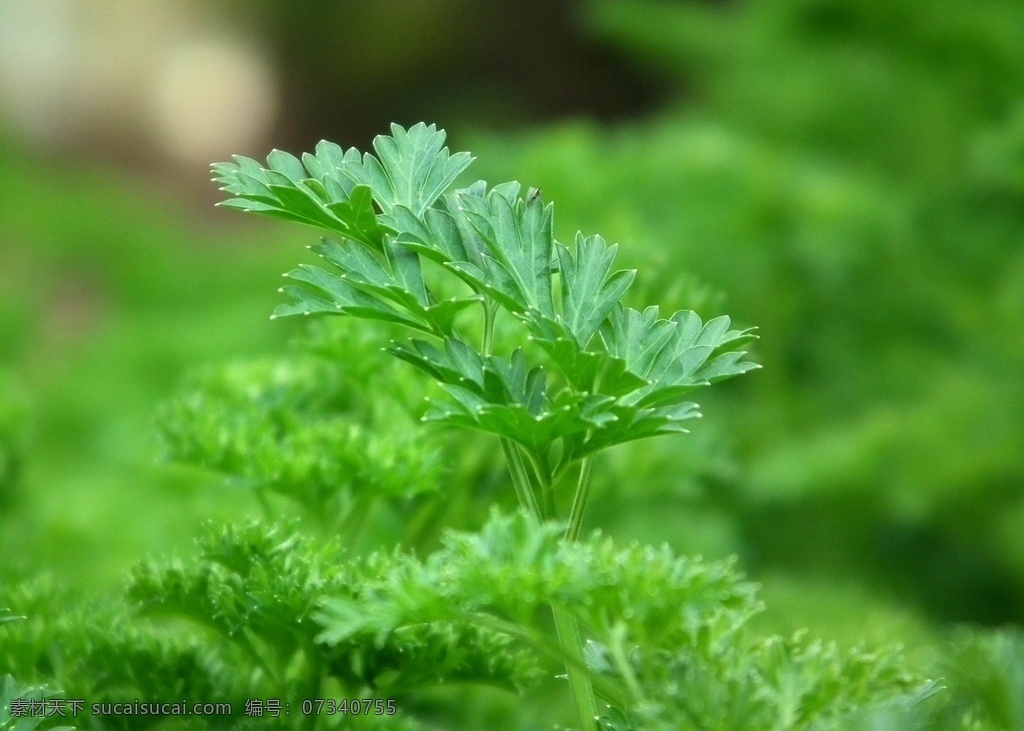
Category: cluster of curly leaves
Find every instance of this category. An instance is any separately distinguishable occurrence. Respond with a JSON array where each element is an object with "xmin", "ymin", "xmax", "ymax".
[
  {"xmin": 1, "ymin": 523, "xmax": 534, "ymax": 731},
  {"xmin": 156, "ymin": 354, "xmax": 444, "ymax": 528},
  {"xmin": 3, "ymin": 513, "xmax": 928, "ymax": 731}
]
